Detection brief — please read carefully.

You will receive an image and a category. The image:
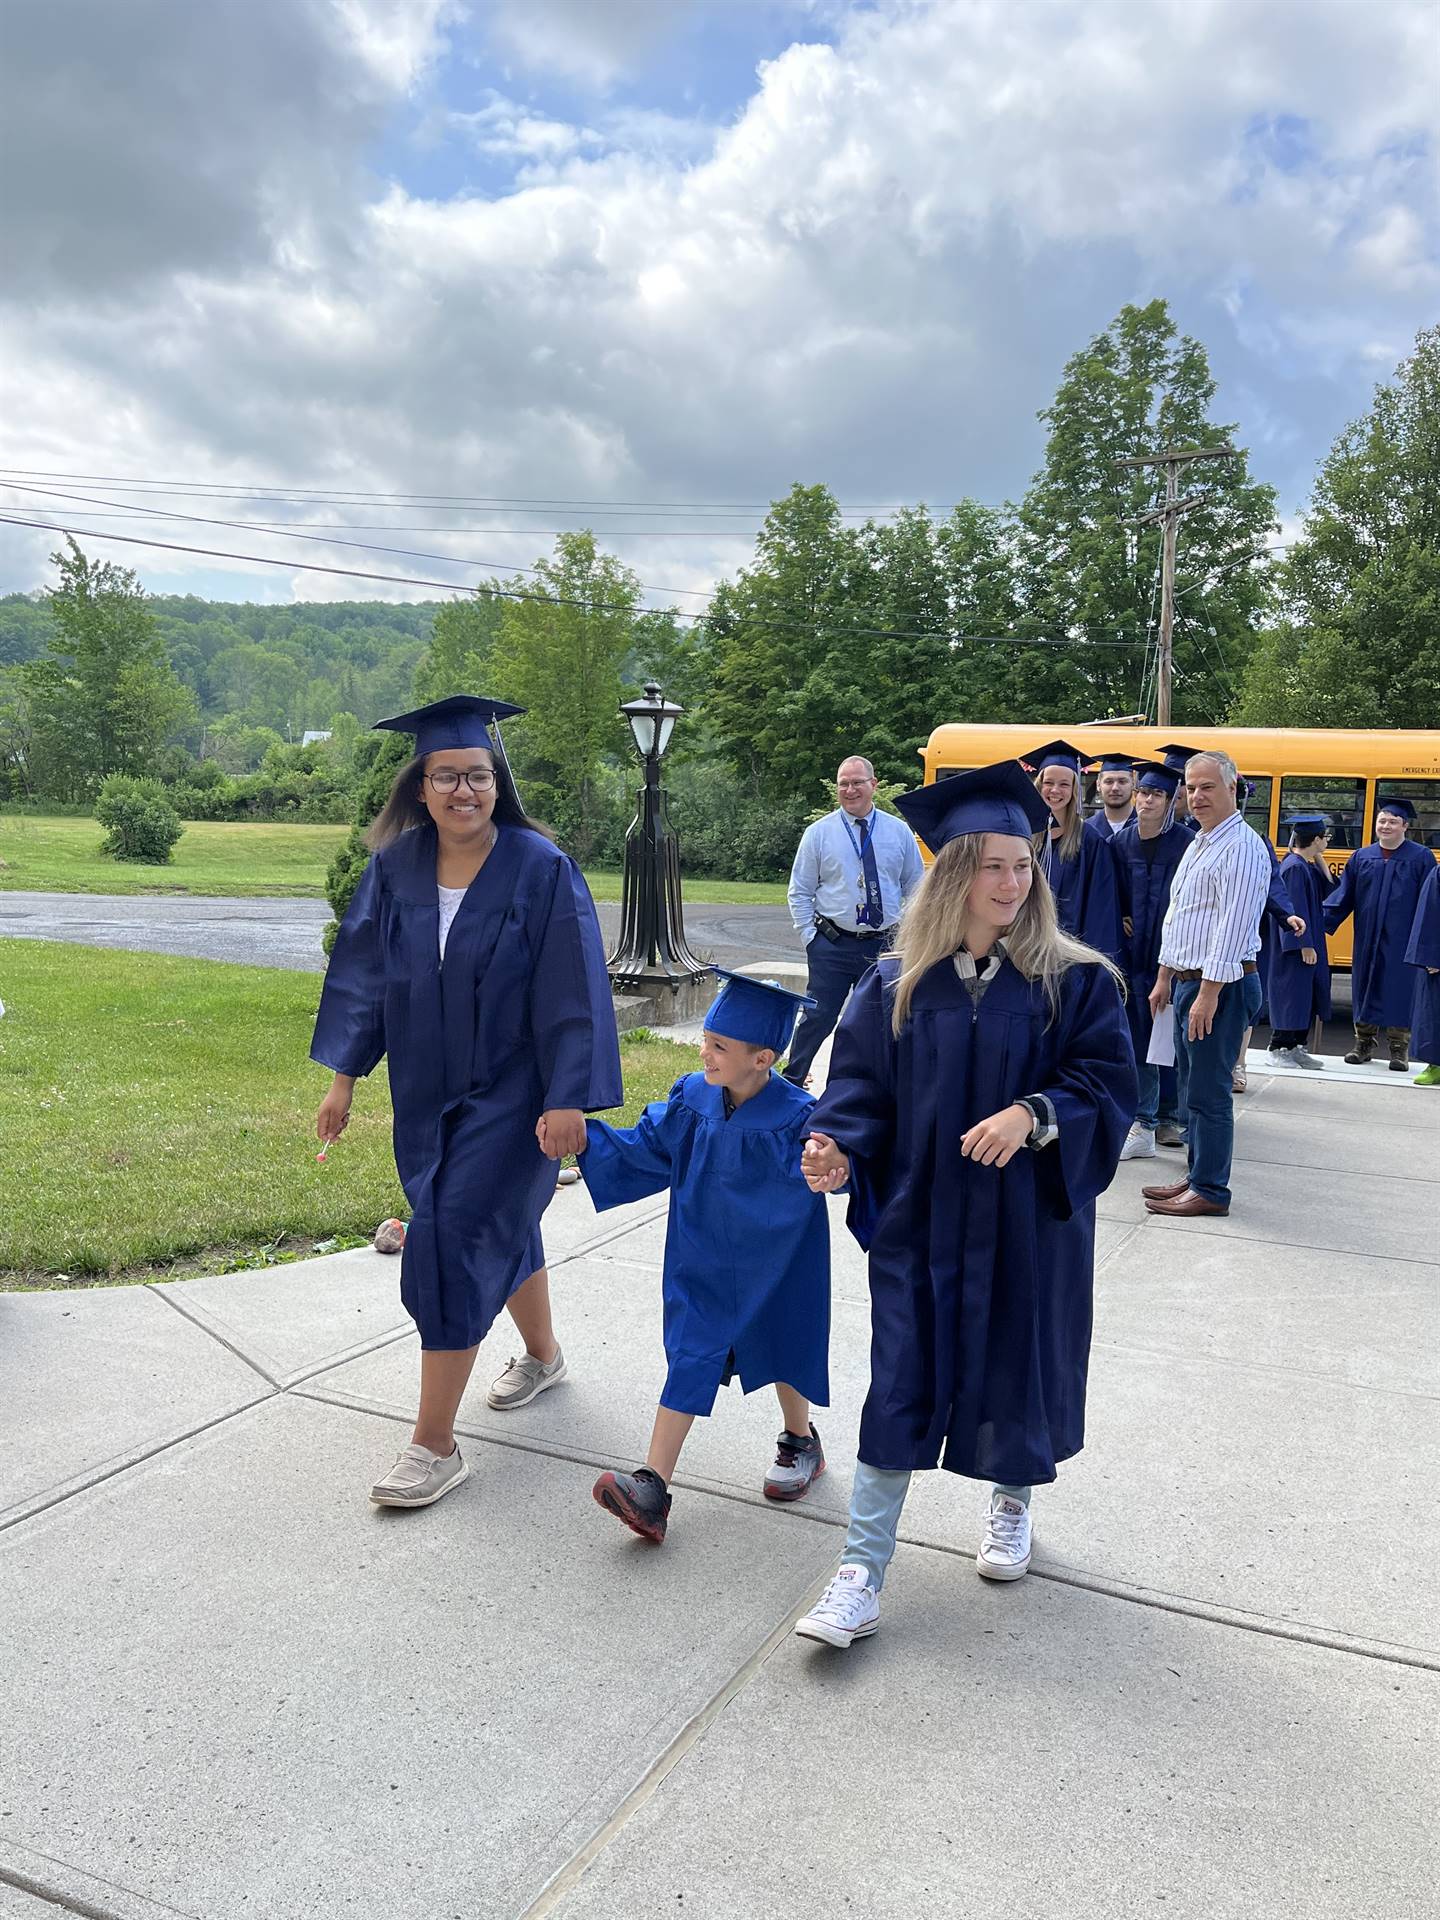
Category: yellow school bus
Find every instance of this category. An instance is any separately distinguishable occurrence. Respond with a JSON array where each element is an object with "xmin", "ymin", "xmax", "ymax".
[{"xmin": 919, "ymin": 724, "xmax": 1440, "ymax": 971}]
